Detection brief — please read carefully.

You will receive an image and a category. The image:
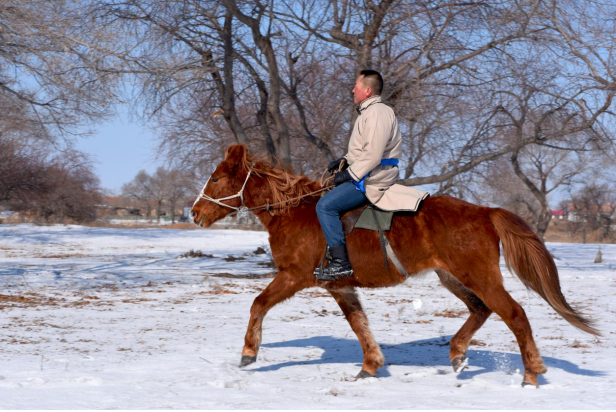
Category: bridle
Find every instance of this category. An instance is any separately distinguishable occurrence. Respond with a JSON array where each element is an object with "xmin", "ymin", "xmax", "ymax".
[
  {"xmin": 193, "ymin": 167, "xmax": 332, "ymax": 218},
  {"xmin": 193, "ymin": 169, "xmax": 253, "ymax": 217}
]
